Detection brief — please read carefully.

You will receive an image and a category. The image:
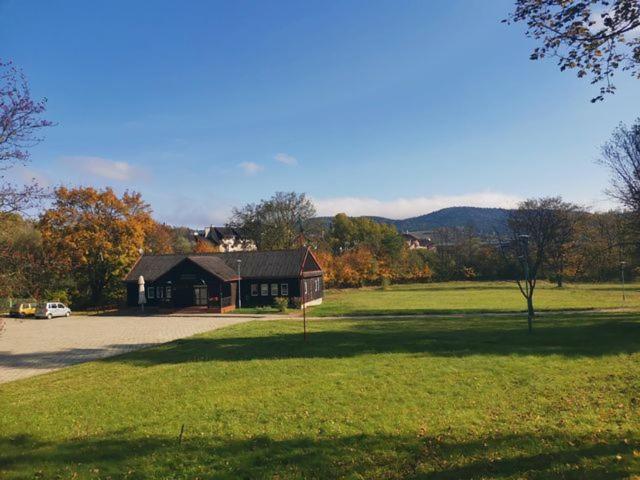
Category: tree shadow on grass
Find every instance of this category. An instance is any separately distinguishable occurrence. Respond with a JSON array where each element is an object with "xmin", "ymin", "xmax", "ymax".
[
  {"xmin": 0, "ymin": 431, "xmax": 636, "ymax": 479},
  {"xmin": 96, "ymin": 312, "xmax": 640, "ymax": 367}
]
